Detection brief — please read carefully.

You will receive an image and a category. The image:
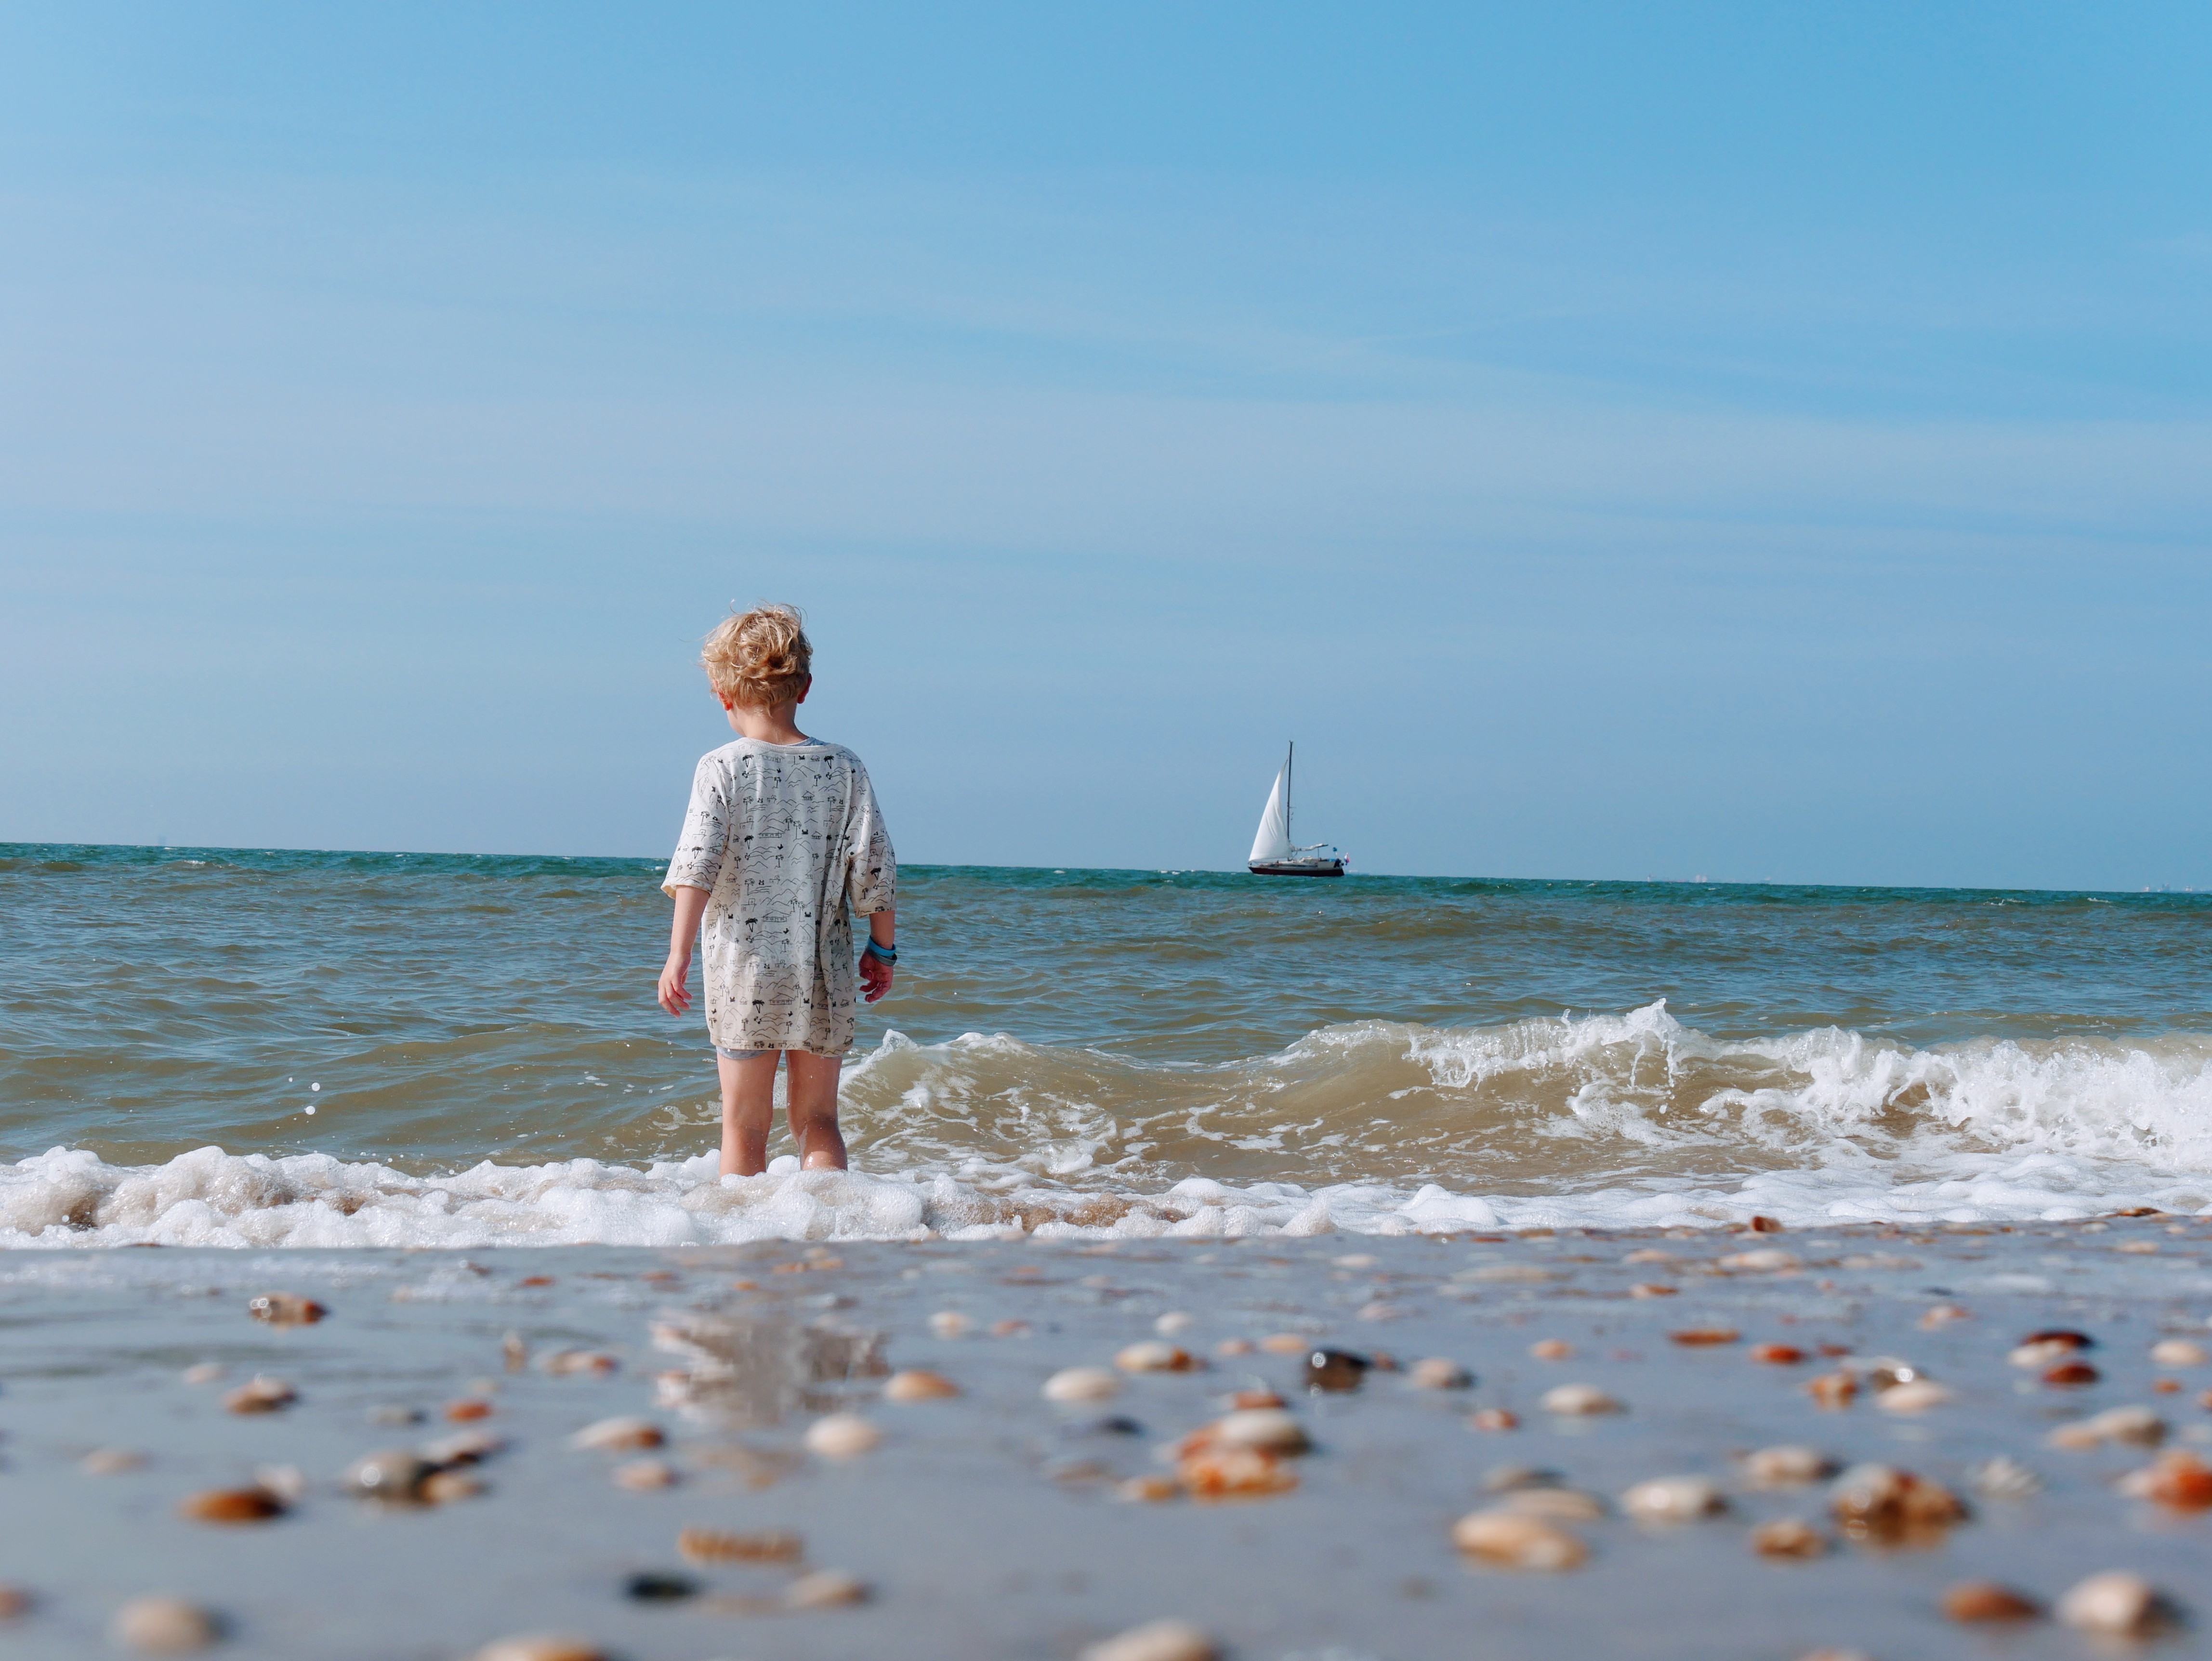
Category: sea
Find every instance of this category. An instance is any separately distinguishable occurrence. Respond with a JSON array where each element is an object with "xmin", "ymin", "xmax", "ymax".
[{"xmin": 3, "ymin": 843, "xmax": 2209, "ymax": 1247}]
